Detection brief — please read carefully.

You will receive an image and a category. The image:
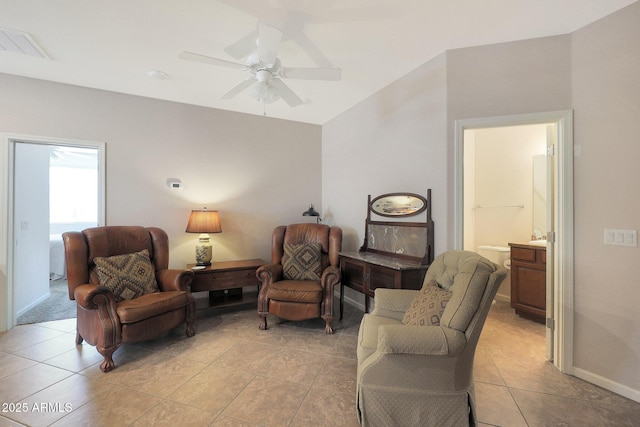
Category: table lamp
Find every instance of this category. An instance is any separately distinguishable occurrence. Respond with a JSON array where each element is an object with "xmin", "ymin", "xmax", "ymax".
[{"xmin": 185, "ymin": 208, "xmax": 222, "ymax": 266}]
